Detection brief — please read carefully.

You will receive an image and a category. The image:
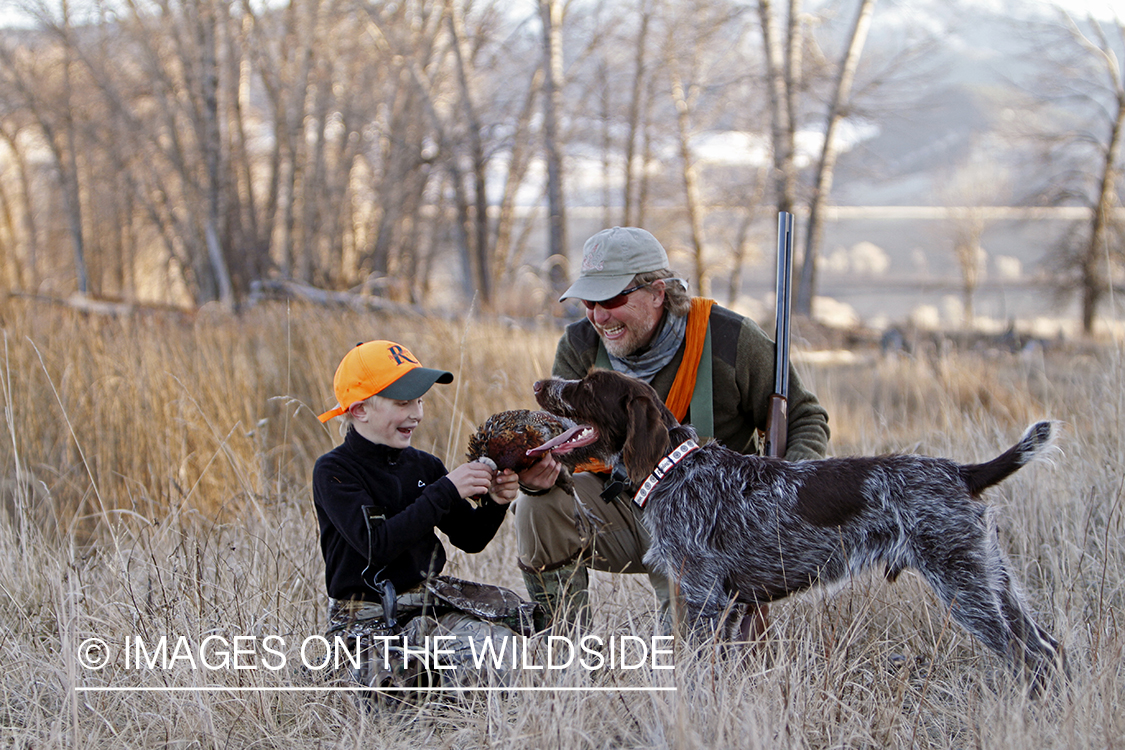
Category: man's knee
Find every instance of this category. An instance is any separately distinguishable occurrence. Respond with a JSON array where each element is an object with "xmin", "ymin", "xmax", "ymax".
[{"xmin": 513, "ymin": 487, "xmax": 590, "ymax": 570}]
